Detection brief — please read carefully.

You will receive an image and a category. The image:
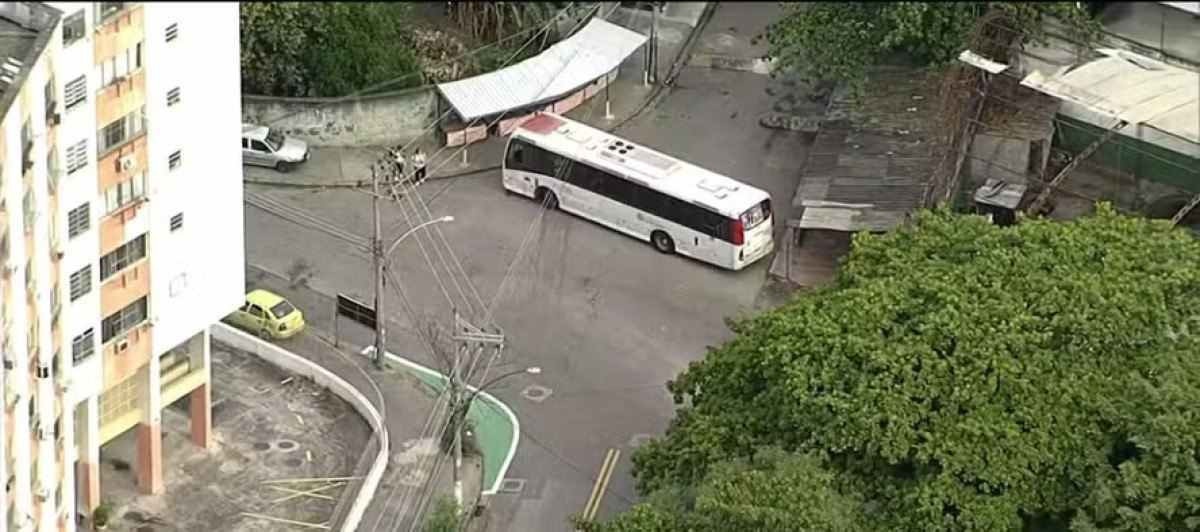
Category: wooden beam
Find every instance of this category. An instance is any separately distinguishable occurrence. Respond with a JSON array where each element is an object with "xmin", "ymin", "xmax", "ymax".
[{"xmin": 1027, "ymin": 120, "xmax": 1128, "ymax": 215}]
